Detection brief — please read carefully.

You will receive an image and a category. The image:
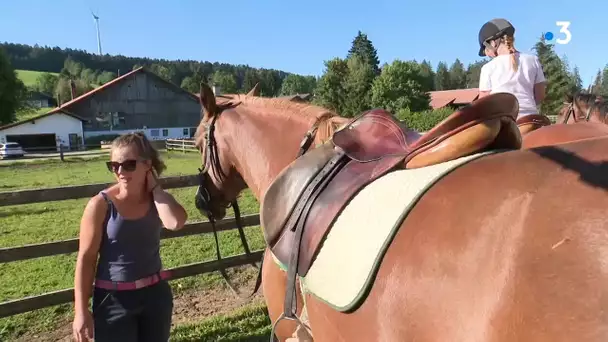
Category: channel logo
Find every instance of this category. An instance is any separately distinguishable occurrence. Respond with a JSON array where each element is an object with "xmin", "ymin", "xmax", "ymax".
[{"xmin": 544, "ymin": 21, "xmax": 572, "ymax": 44}]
